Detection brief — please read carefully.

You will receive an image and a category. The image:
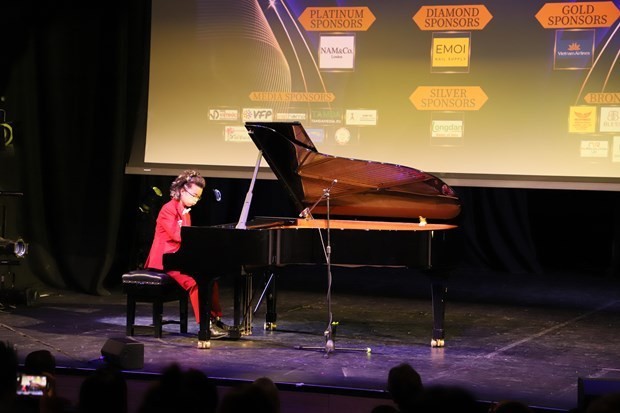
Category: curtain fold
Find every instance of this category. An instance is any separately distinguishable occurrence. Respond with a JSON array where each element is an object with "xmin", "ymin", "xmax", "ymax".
[
  {"xmin": 457, "ymin": 187, "xmax": 542, "ymax": 274},
  {"xmin": 4, "ymin": 0, "xmax": 147, "ymax": 294}
]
